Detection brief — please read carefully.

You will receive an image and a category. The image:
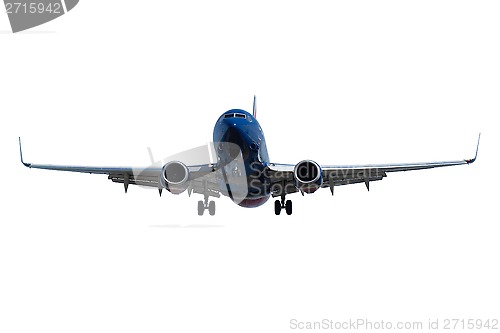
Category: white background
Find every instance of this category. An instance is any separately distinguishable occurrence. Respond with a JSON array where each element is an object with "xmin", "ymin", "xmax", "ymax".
[{"xmin": 1, "ymin": 1, "xmax": 499, "ymax": 332}]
